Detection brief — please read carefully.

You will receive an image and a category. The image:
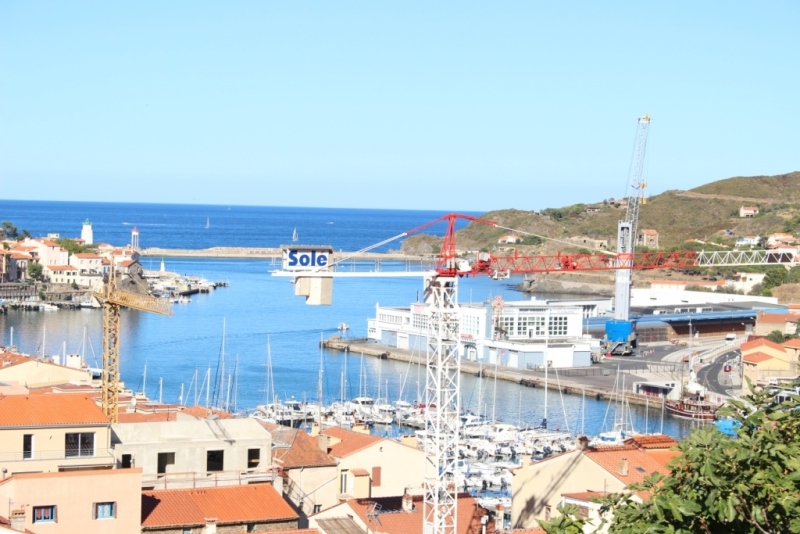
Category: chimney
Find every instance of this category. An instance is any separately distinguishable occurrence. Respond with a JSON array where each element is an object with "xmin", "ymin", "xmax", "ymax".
[
  {"xmin": 495, "ymin": 502, "xmax": 505, "ymax": 519},
  {"xmin": 204, "ymin": 517, "xmax": 218, "ymax": 534},
  {"xmin": 402, "ymin": 488, "xmax": 414, "ymax": 512},
  {"xmin": 576, "ymin": 435, "xmax": 589, "ymax": 451},
  {"xmin": 10, "ymin": 509, "xmax": 25, "ymax": 532},
  {"xmin": 318, "ymin": 433, "xmax": 329, "ymax": 452},
  {"xmin": 618, "ymin": 457, "xmax": 628, "ymax": 476},
  {"xmin": 310, "ymin": 421, "xmax": 320, "ymax": 437}
]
